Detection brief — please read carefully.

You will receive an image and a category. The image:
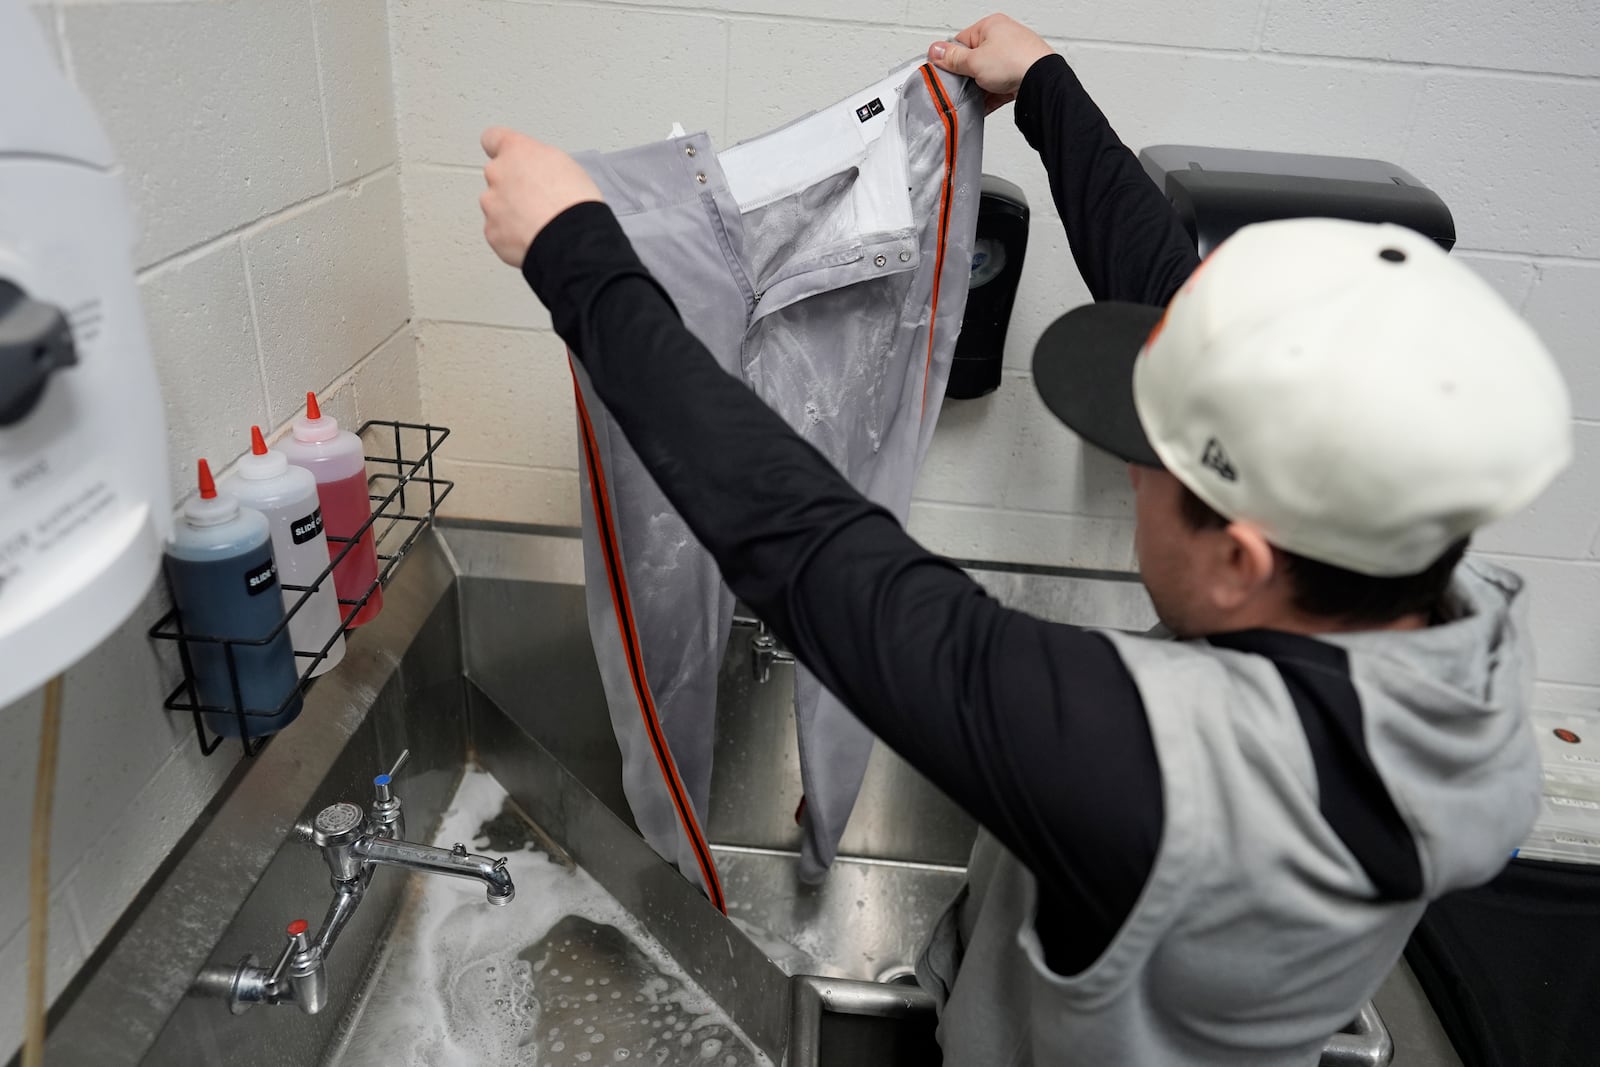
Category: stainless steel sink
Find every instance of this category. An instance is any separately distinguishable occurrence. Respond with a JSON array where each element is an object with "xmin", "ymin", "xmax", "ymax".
[{"xmin": 27, "ymin": 522, "xmax": 1459, "ymax": 1066}]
